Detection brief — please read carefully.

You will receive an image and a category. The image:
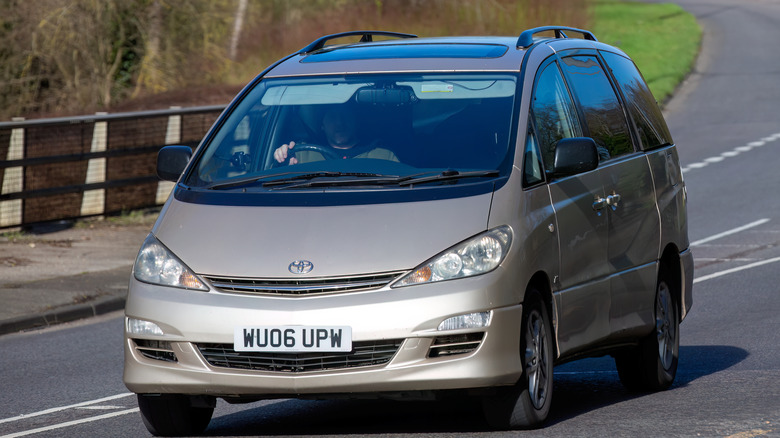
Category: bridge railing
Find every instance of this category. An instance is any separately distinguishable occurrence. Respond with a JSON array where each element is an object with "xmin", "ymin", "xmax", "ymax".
[{"xmin": 0, "ymin": 105, "xmax": 225, "ymax": 229}]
